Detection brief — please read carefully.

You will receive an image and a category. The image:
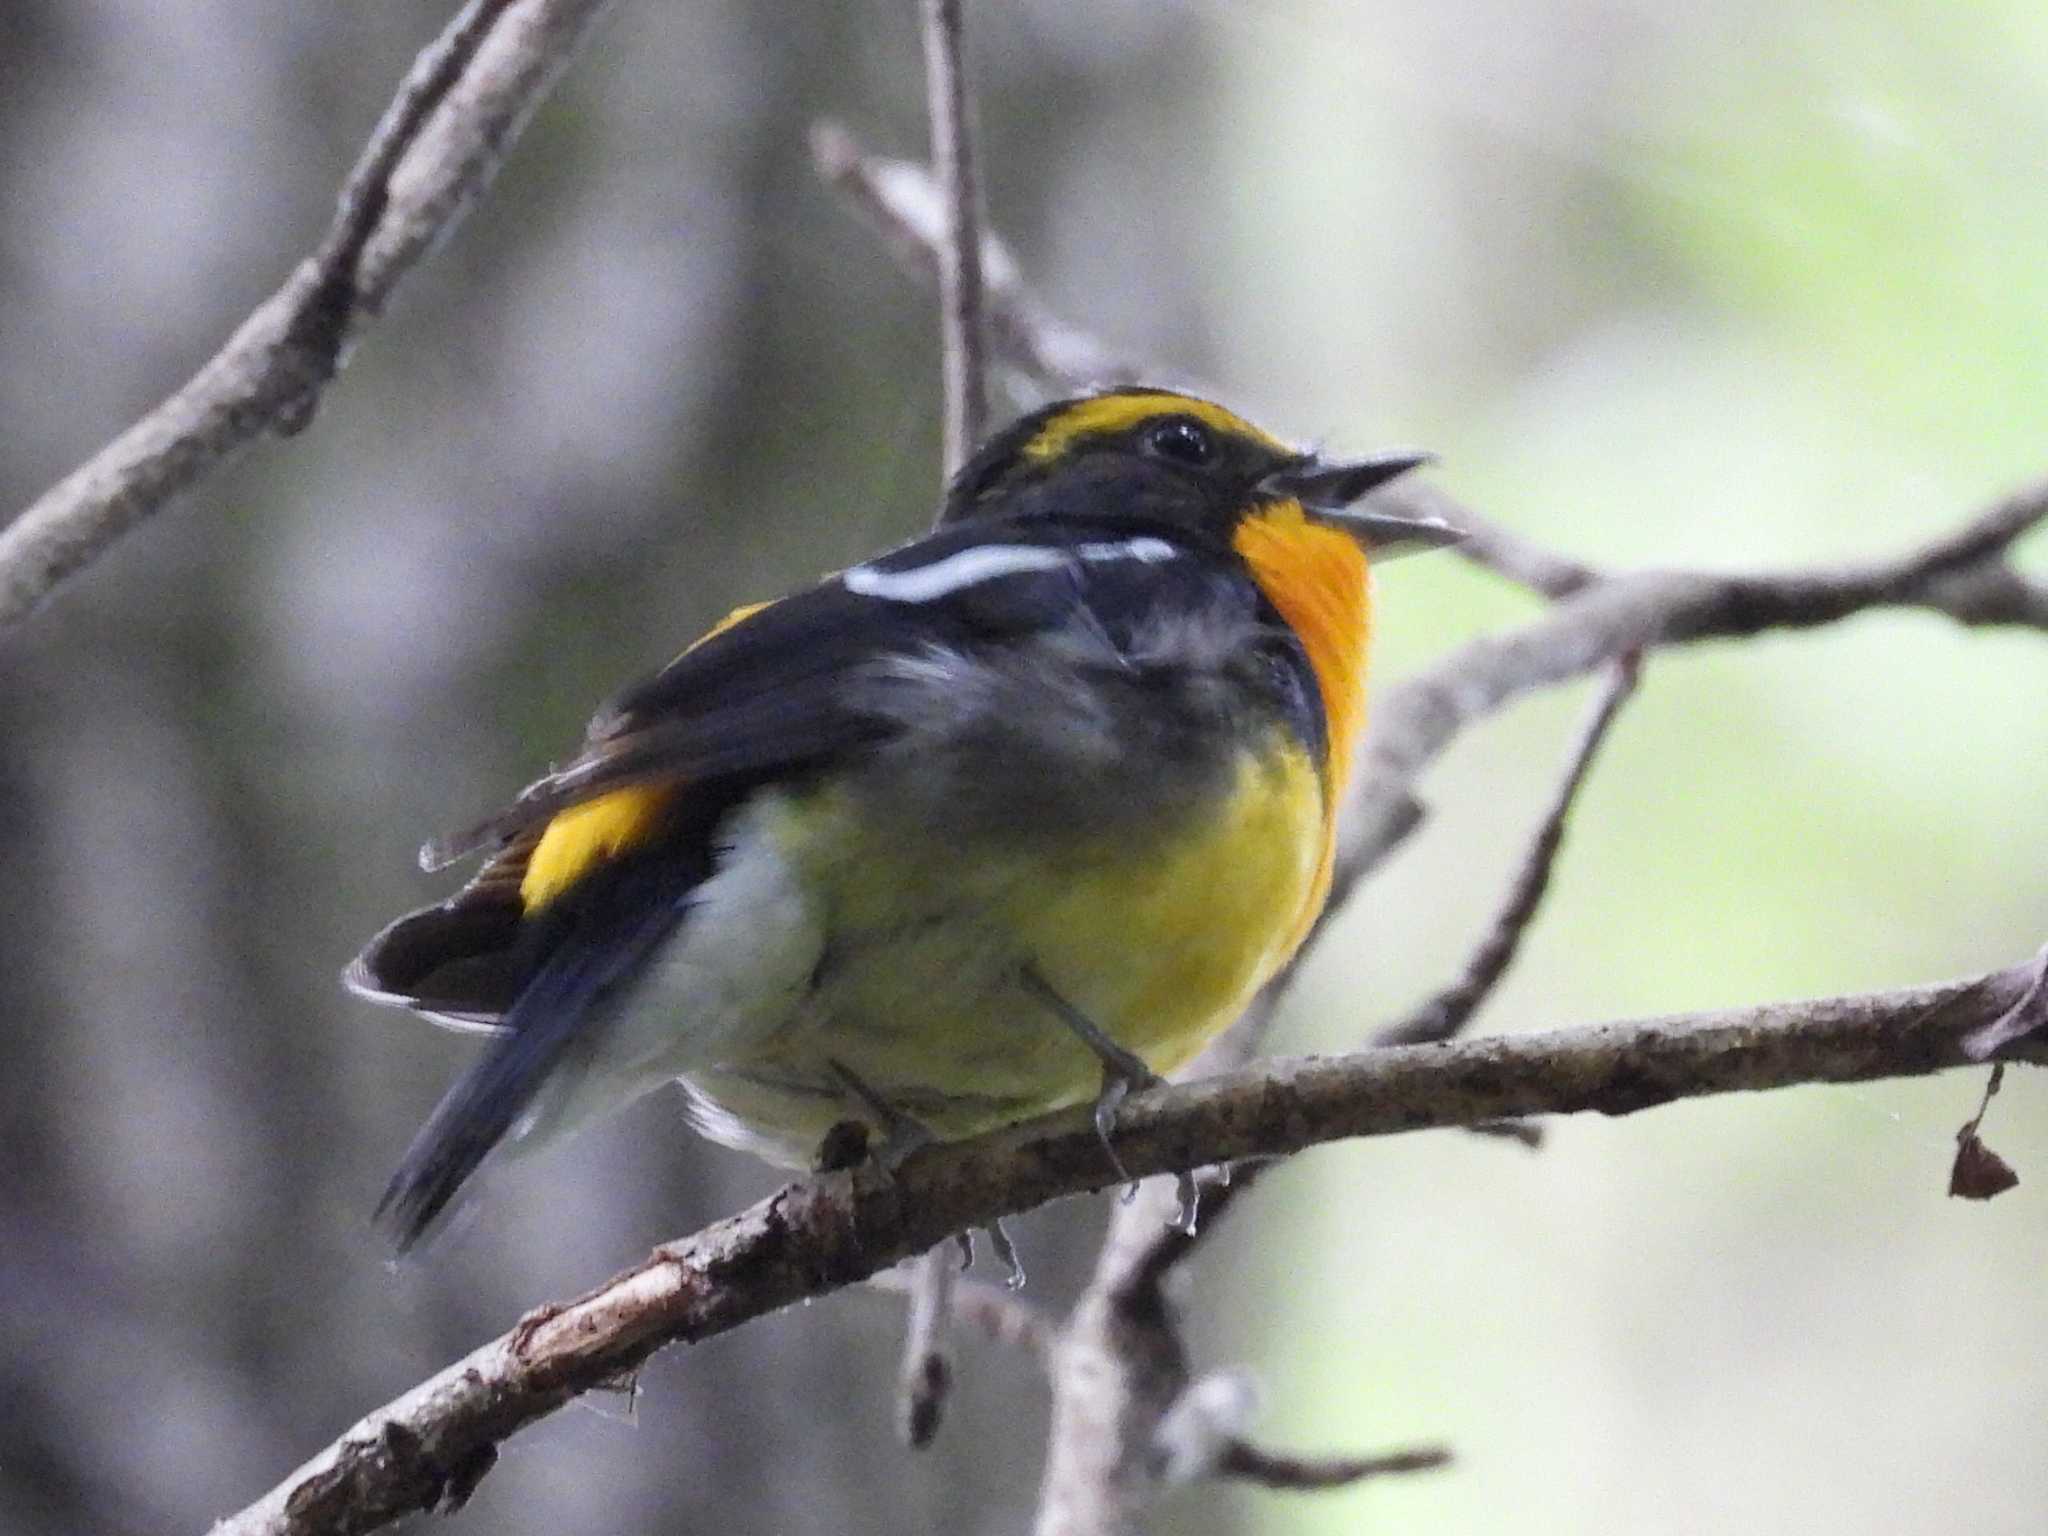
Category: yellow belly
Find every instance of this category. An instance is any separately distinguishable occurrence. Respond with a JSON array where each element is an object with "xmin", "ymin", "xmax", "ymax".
[{"xmin": 677, "ymin": 739, "xmax": 1327, "ymax": 1164}]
